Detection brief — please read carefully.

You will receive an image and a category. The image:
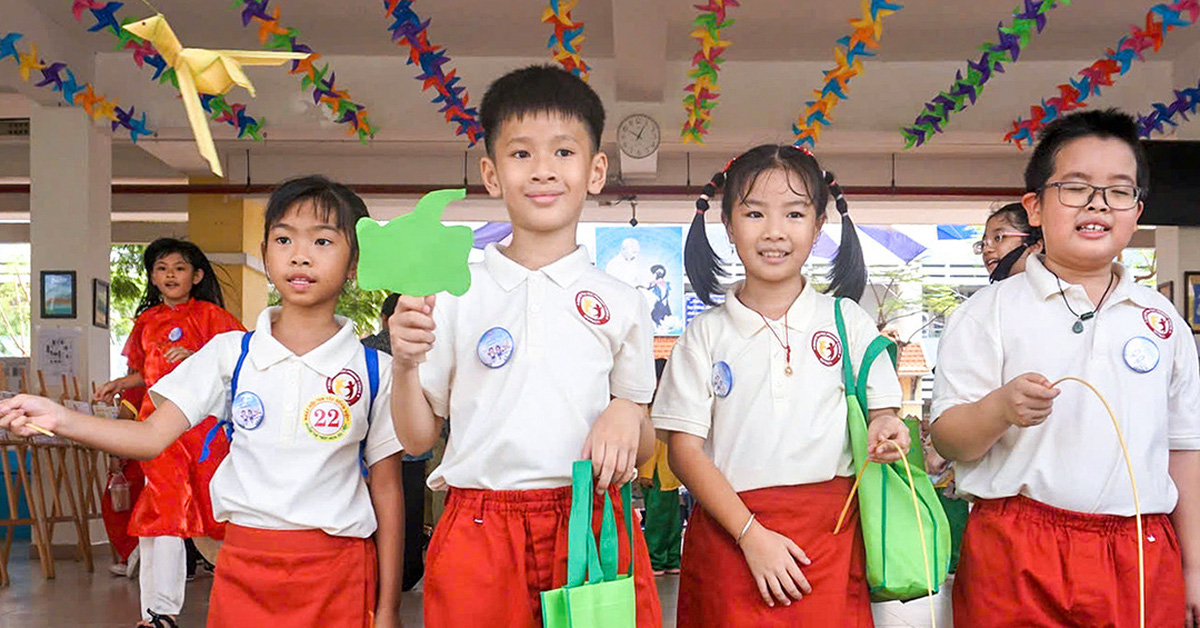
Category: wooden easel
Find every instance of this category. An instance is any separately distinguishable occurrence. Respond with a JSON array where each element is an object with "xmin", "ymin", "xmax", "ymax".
[{"xmin": 0, "ymin": 372, "xmax": 47, "ymax": 584}]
